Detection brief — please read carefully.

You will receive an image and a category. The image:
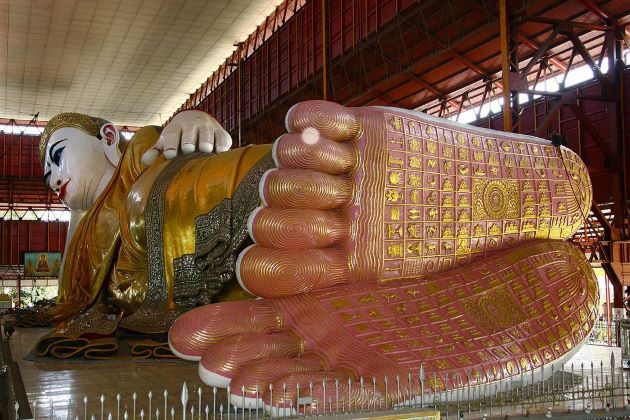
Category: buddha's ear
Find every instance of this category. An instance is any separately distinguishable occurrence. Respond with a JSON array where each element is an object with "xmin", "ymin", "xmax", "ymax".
[{"xmin": 100, "ymin": 123, "xmax": 121, "ymax": 167}]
